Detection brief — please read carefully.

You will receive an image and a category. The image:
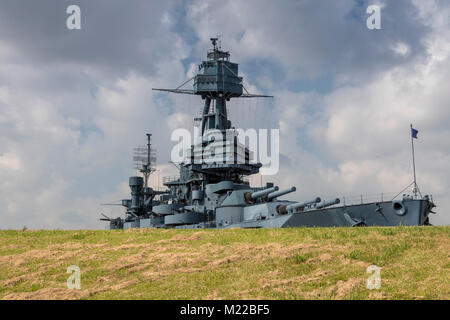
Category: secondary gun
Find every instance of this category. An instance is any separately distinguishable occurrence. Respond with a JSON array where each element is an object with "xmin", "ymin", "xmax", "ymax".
[
  {"xmin": 244, "ymin": 186, "xmax": 279, "ymax": 203},
  {"xmin": 315, "ymin": 198, "xmax": 340, "ymax": 209},
  {"xmin": 286, "ymin": 197, "xmax": 321, "ymax": 213},
  {"xmin": 251, "ymin": 186, "xmax": 279, "ymax": 199},
  {"xmin": 268, "ymin": 187, "xmax": 296, "ymax": 200}
]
